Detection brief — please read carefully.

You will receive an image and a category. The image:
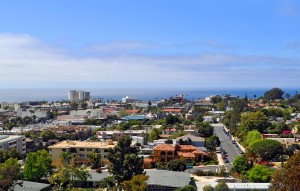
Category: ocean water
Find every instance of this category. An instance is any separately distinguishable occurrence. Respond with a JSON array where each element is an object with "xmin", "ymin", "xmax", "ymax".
[{"xmin": 0, "ymin": 88, "xmax": 299, "ymax": 102}]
